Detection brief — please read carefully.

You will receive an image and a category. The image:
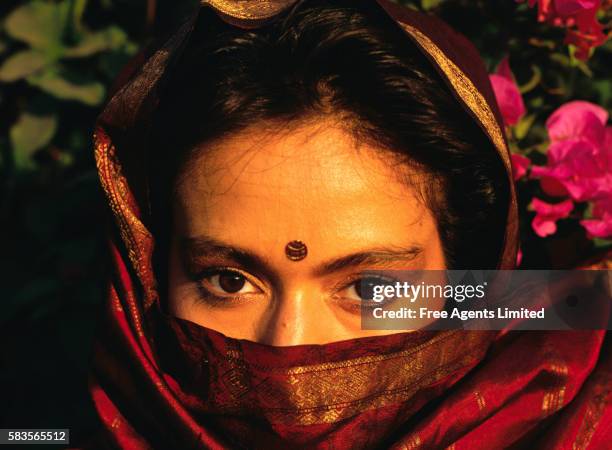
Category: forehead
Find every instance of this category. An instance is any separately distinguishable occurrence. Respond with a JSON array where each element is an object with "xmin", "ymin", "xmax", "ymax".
[{"xmin": 173, "ymin": 122, "xmax": 437, "ymax": 260}]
